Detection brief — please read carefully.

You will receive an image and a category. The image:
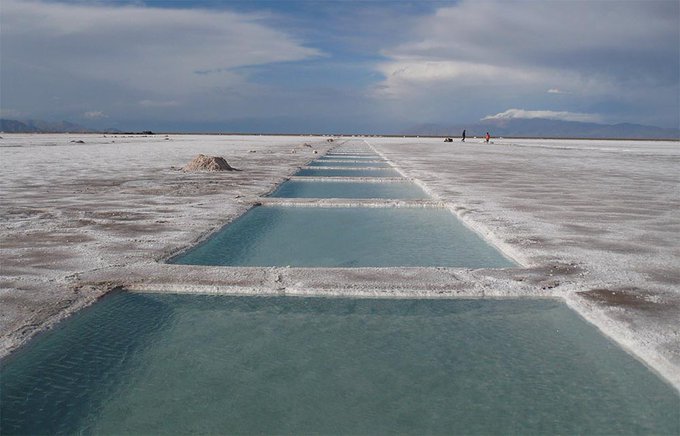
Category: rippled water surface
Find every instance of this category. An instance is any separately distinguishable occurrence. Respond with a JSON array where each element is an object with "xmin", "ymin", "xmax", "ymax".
[
  {"xmin": 2, "ymin": 294, "xmax": 678, "ymax": 435},
  {"xmin": 170, "ymin": 206, "xmax": 515, "ymax": 267}
]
